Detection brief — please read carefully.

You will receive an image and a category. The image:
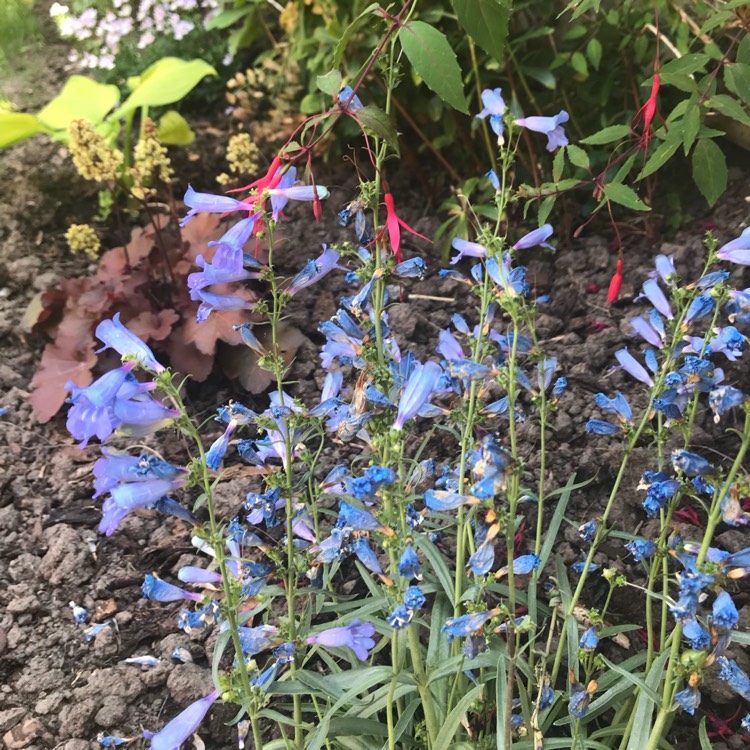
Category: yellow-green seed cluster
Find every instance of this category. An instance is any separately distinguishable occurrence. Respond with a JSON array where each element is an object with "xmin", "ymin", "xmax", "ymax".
[
  {"xmin": 217, "ymin": 133, "xmax": 260, "ymax": 186},
  {"xmin": 67, "ymin": 119, "xmax": 123, "ymax": 183},
  {"xmin": 133, "ymin": 118, "xmax": 174, "ymax": 187},
  {"xmin": 65, "ymin": 223, "xmax": 101, "ymax": 259}
]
